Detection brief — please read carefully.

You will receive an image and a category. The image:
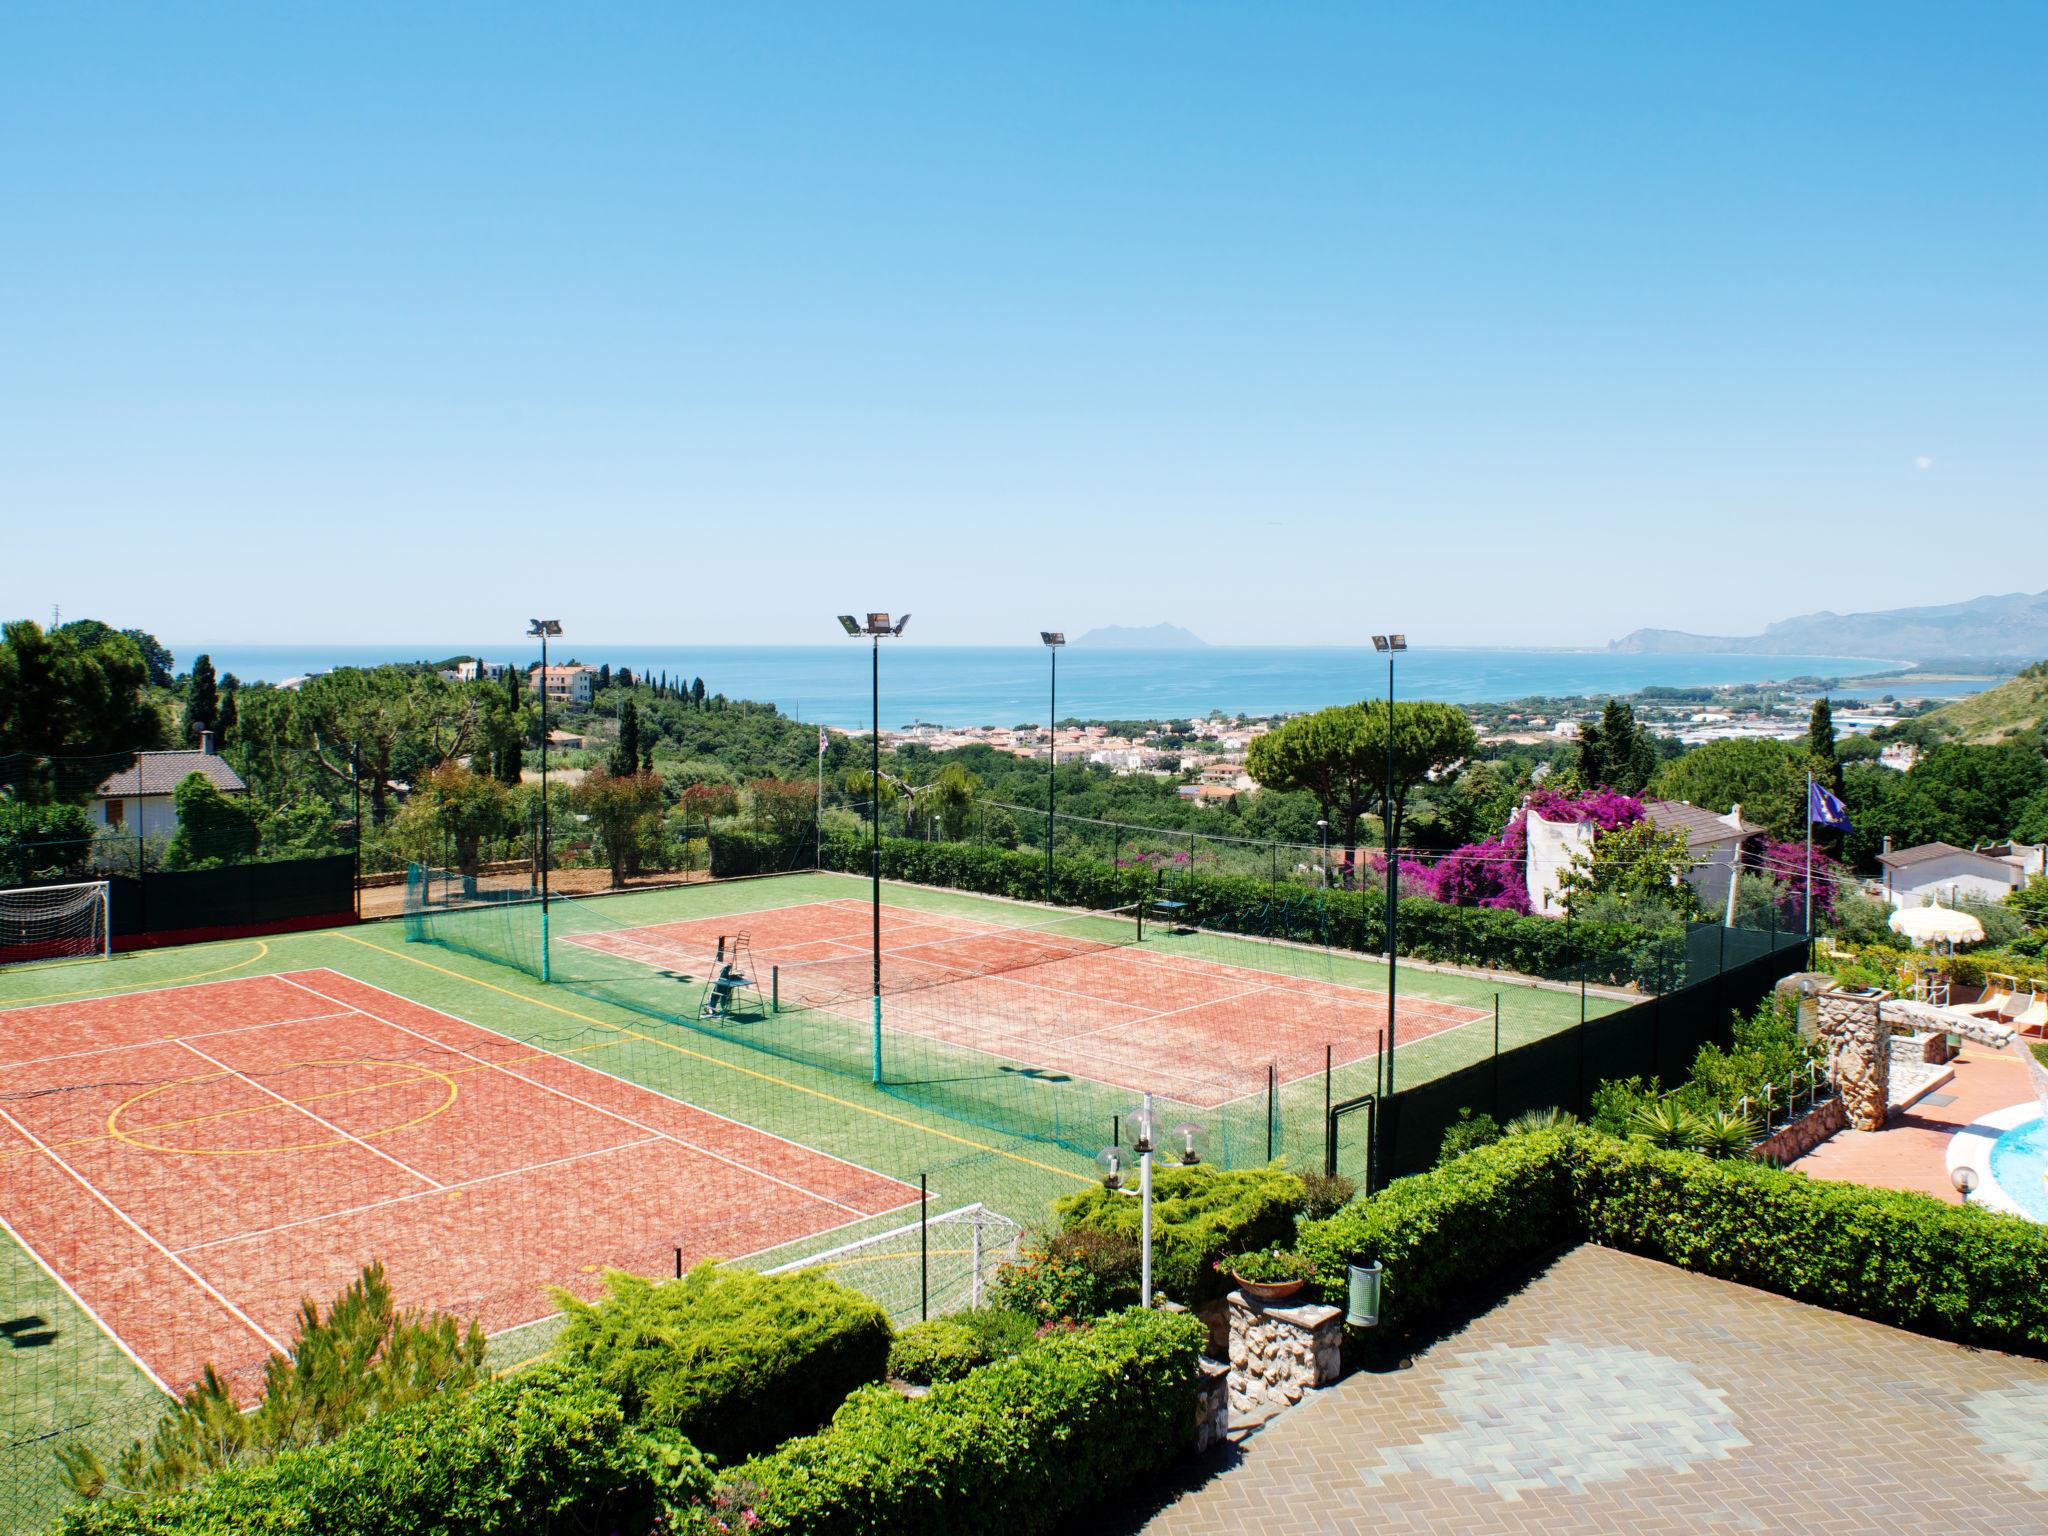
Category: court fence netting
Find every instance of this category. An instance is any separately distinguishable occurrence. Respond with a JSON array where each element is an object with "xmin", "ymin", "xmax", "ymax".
[{"xmin": 402, "ymin": 862, "xmax": 1813, "ymax": 1183}]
